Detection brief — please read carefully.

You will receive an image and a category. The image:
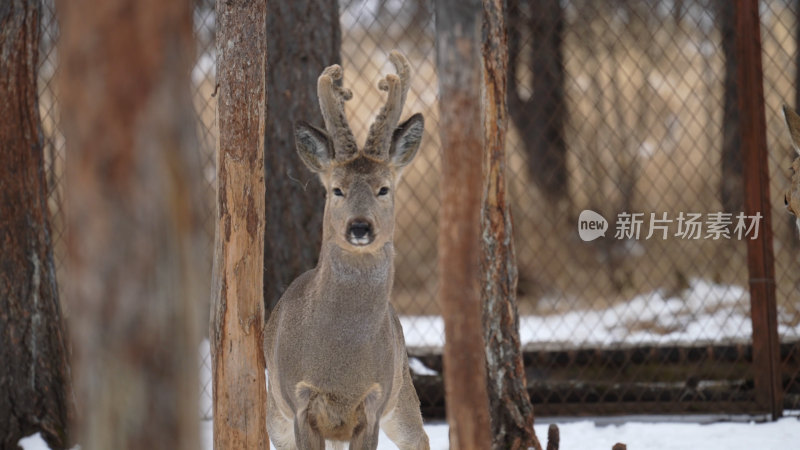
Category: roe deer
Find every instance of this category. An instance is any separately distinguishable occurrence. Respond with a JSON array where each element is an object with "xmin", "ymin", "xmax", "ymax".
[
  {"xmin": 263, "ymin": 51, "xmax": 430, "ymax": 450},
  {"xmin": 782, "ymin": 105, "xmax": 800, "ymax": 234}
]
